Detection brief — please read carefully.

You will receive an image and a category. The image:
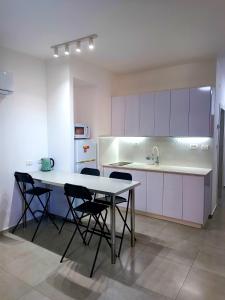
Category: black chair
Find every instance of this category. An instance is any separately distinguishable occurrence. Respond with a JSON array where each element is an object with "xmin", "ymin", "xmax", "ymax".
[
  {"xmin": 94, "ymin": 171, "xmax": 132, "ymax": 256},
  {"xmin": 60, "ymin": 183, "xmax": 110, "ymax": 277},
  {"xmin": 58, "ymin": 167, "xmax": 100, "ymax": 233},
  {"xmin": 13, "ymin": 172, "xmax": 59, "ymax": 242}
]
